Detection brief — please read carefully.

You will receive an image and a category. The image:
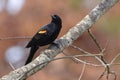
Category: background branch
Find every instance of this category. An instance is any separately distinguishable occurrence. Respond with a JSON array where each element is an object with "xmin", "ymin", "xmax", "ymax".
[{"xmin": 0, "ymin": 36, "xmax": 31, "ymax": 41}]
